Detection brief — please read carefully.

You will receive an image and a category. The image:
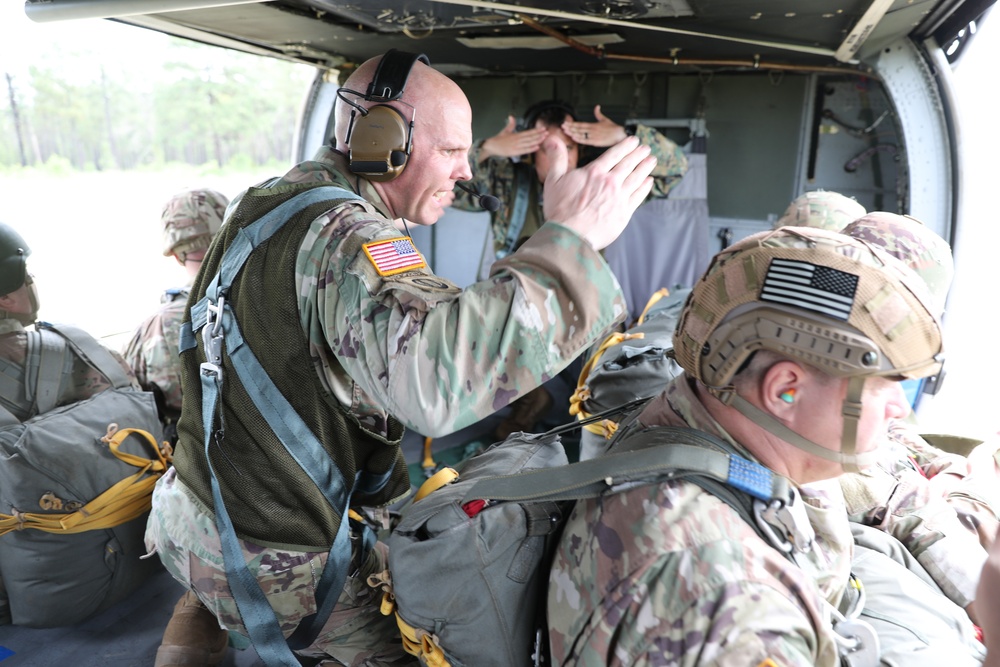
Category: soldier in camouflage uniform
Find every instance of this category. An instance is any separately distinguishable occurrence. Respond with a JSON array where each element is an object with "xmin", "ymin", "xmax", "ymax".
[
  {"xmin": 547, "ymin": 226, "xmax": 985, "ymax": 666},
  {"xmin": 833, "ymin": 212, "xmax": 999, "ymax": 623},
  {"xmin": 454, "ymin": 100, "xmax": 689, "ymax": 257},
  {"xmin": 454, "ymin": 100, "xmax": 689, "ymax": 438},
  {"xmin": 122, "ymin": 188, "xmax": 228, "ymax": 440},
  {"xmin": 145, "ymin": 50, "xmax": 657, "ymax": 666}
]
